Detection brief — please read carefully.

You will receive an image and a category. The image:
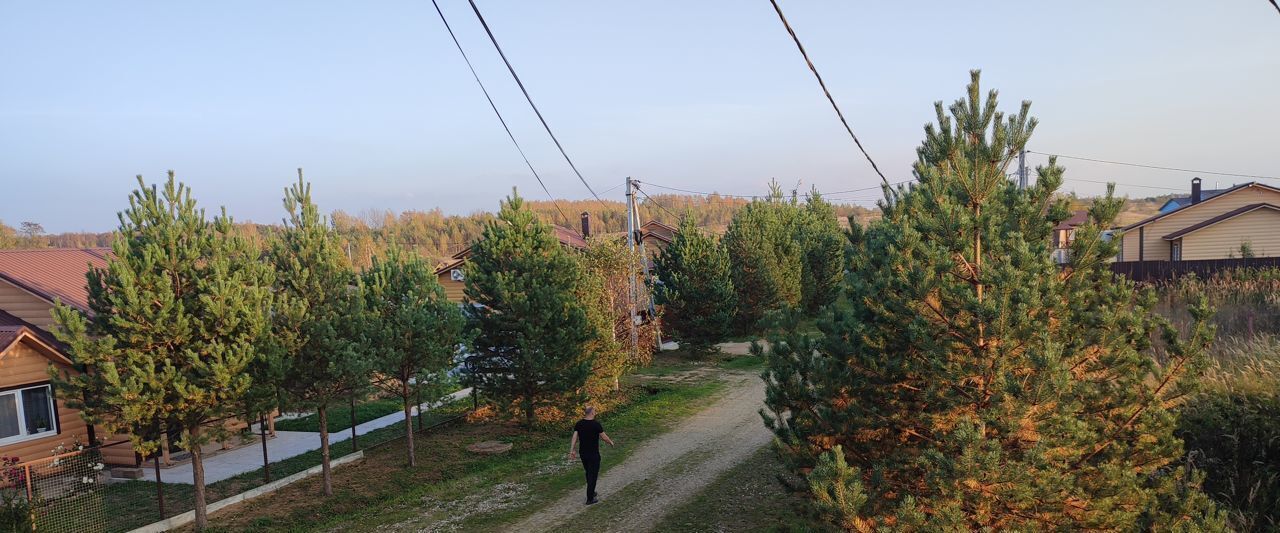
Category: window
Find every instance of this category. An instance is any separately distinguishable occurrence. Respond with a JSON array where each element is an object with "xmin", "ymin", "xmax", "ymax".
[
  {"xmin": 1171, "ymin": 241, "xmax": 1182, "ymax": 261},
  {"xmin": 0, "ymin": 384, "xmax": 57, "ymax": 445}
]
